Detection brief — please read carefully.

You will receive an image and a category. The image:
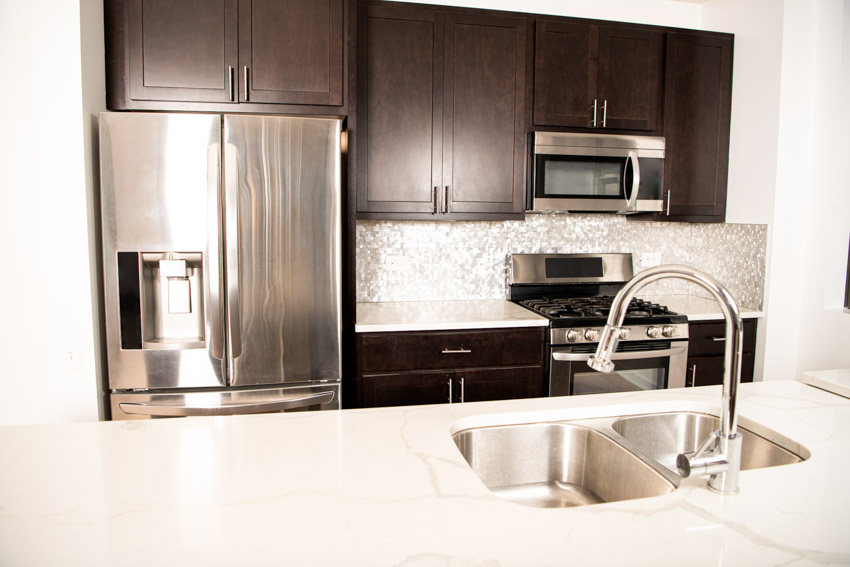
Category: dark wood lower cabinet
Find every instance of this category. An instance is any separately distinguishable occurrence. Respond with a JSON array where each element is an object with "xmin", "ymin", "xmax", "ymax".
[
  {"xmin": 353, "ymin": 327, "xmax": 545, "ymax": 408},
  {"xmin": 686, "ymin": 319, "xmax": 757, "ymax": 387}
]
